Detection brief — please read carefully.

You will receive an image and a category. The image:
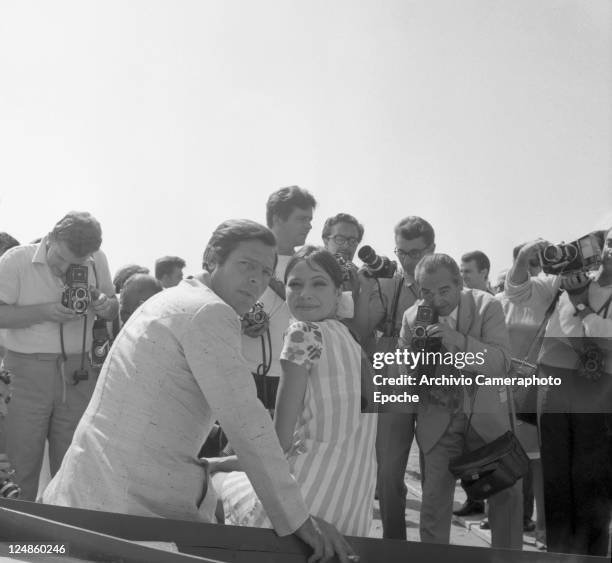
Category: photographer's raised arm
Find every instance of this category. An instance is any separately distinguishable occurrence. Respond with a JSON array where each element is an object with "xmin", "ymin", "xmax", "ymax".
[
  {"xmin": 0, "ymin": 301, "xmax": 77, "ymax": 328},
  {"xmin": 506, "ymin": 239, "xmax": 560, "ymax": 306},
  {"xmin": 508, "ymin": 239, "xmax": 547, "ymax": 286}
]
